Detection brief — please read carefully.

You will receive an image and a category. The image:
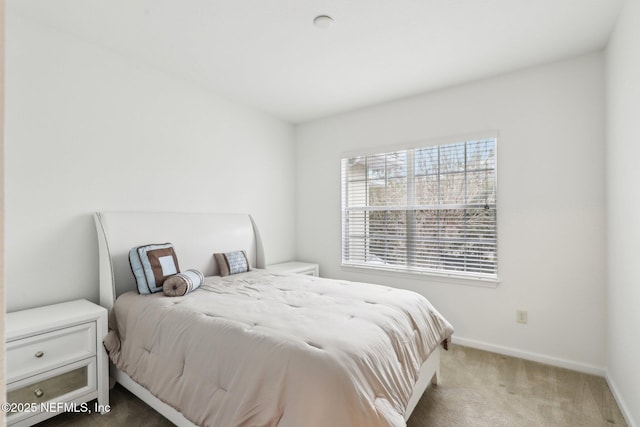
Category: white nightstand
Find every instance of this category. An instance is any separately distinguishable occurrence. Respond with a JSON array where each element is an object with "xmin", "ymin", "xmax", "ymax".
[
  {"xmin": 266, "ymin": 261, "xmax": 319, "ymax": 277},
  {"xmin": 5, "ymin": 299, "xmax": 109, "ymax": 426}
]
